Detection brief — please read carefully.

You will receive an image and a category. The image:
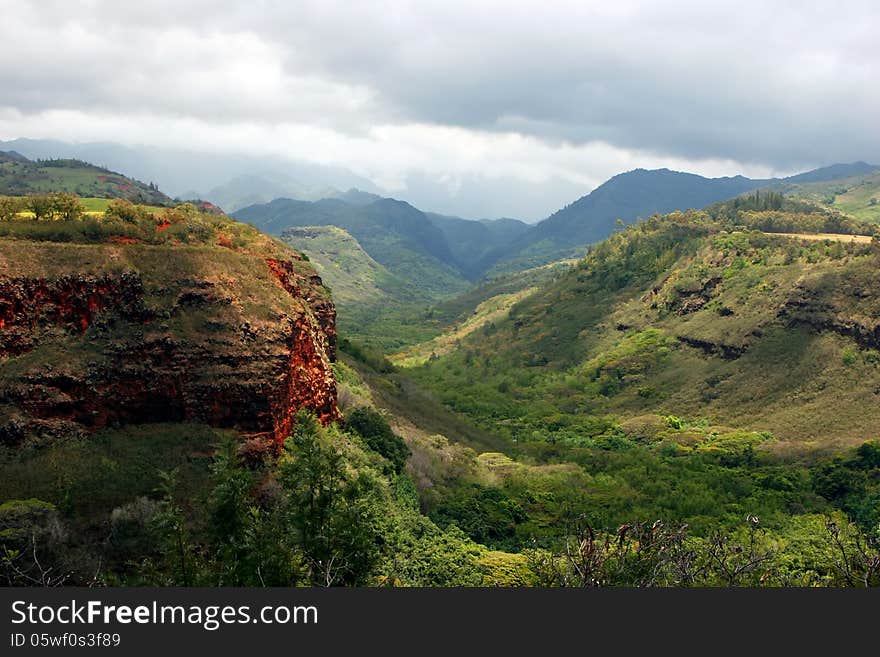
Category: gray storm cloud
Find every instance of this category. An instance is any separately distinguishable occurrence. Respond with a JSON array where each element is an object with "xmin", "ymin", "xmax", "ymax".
[{"xmin": 0, "ymin": 0, "xmax": 877, "ymax": 219}]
